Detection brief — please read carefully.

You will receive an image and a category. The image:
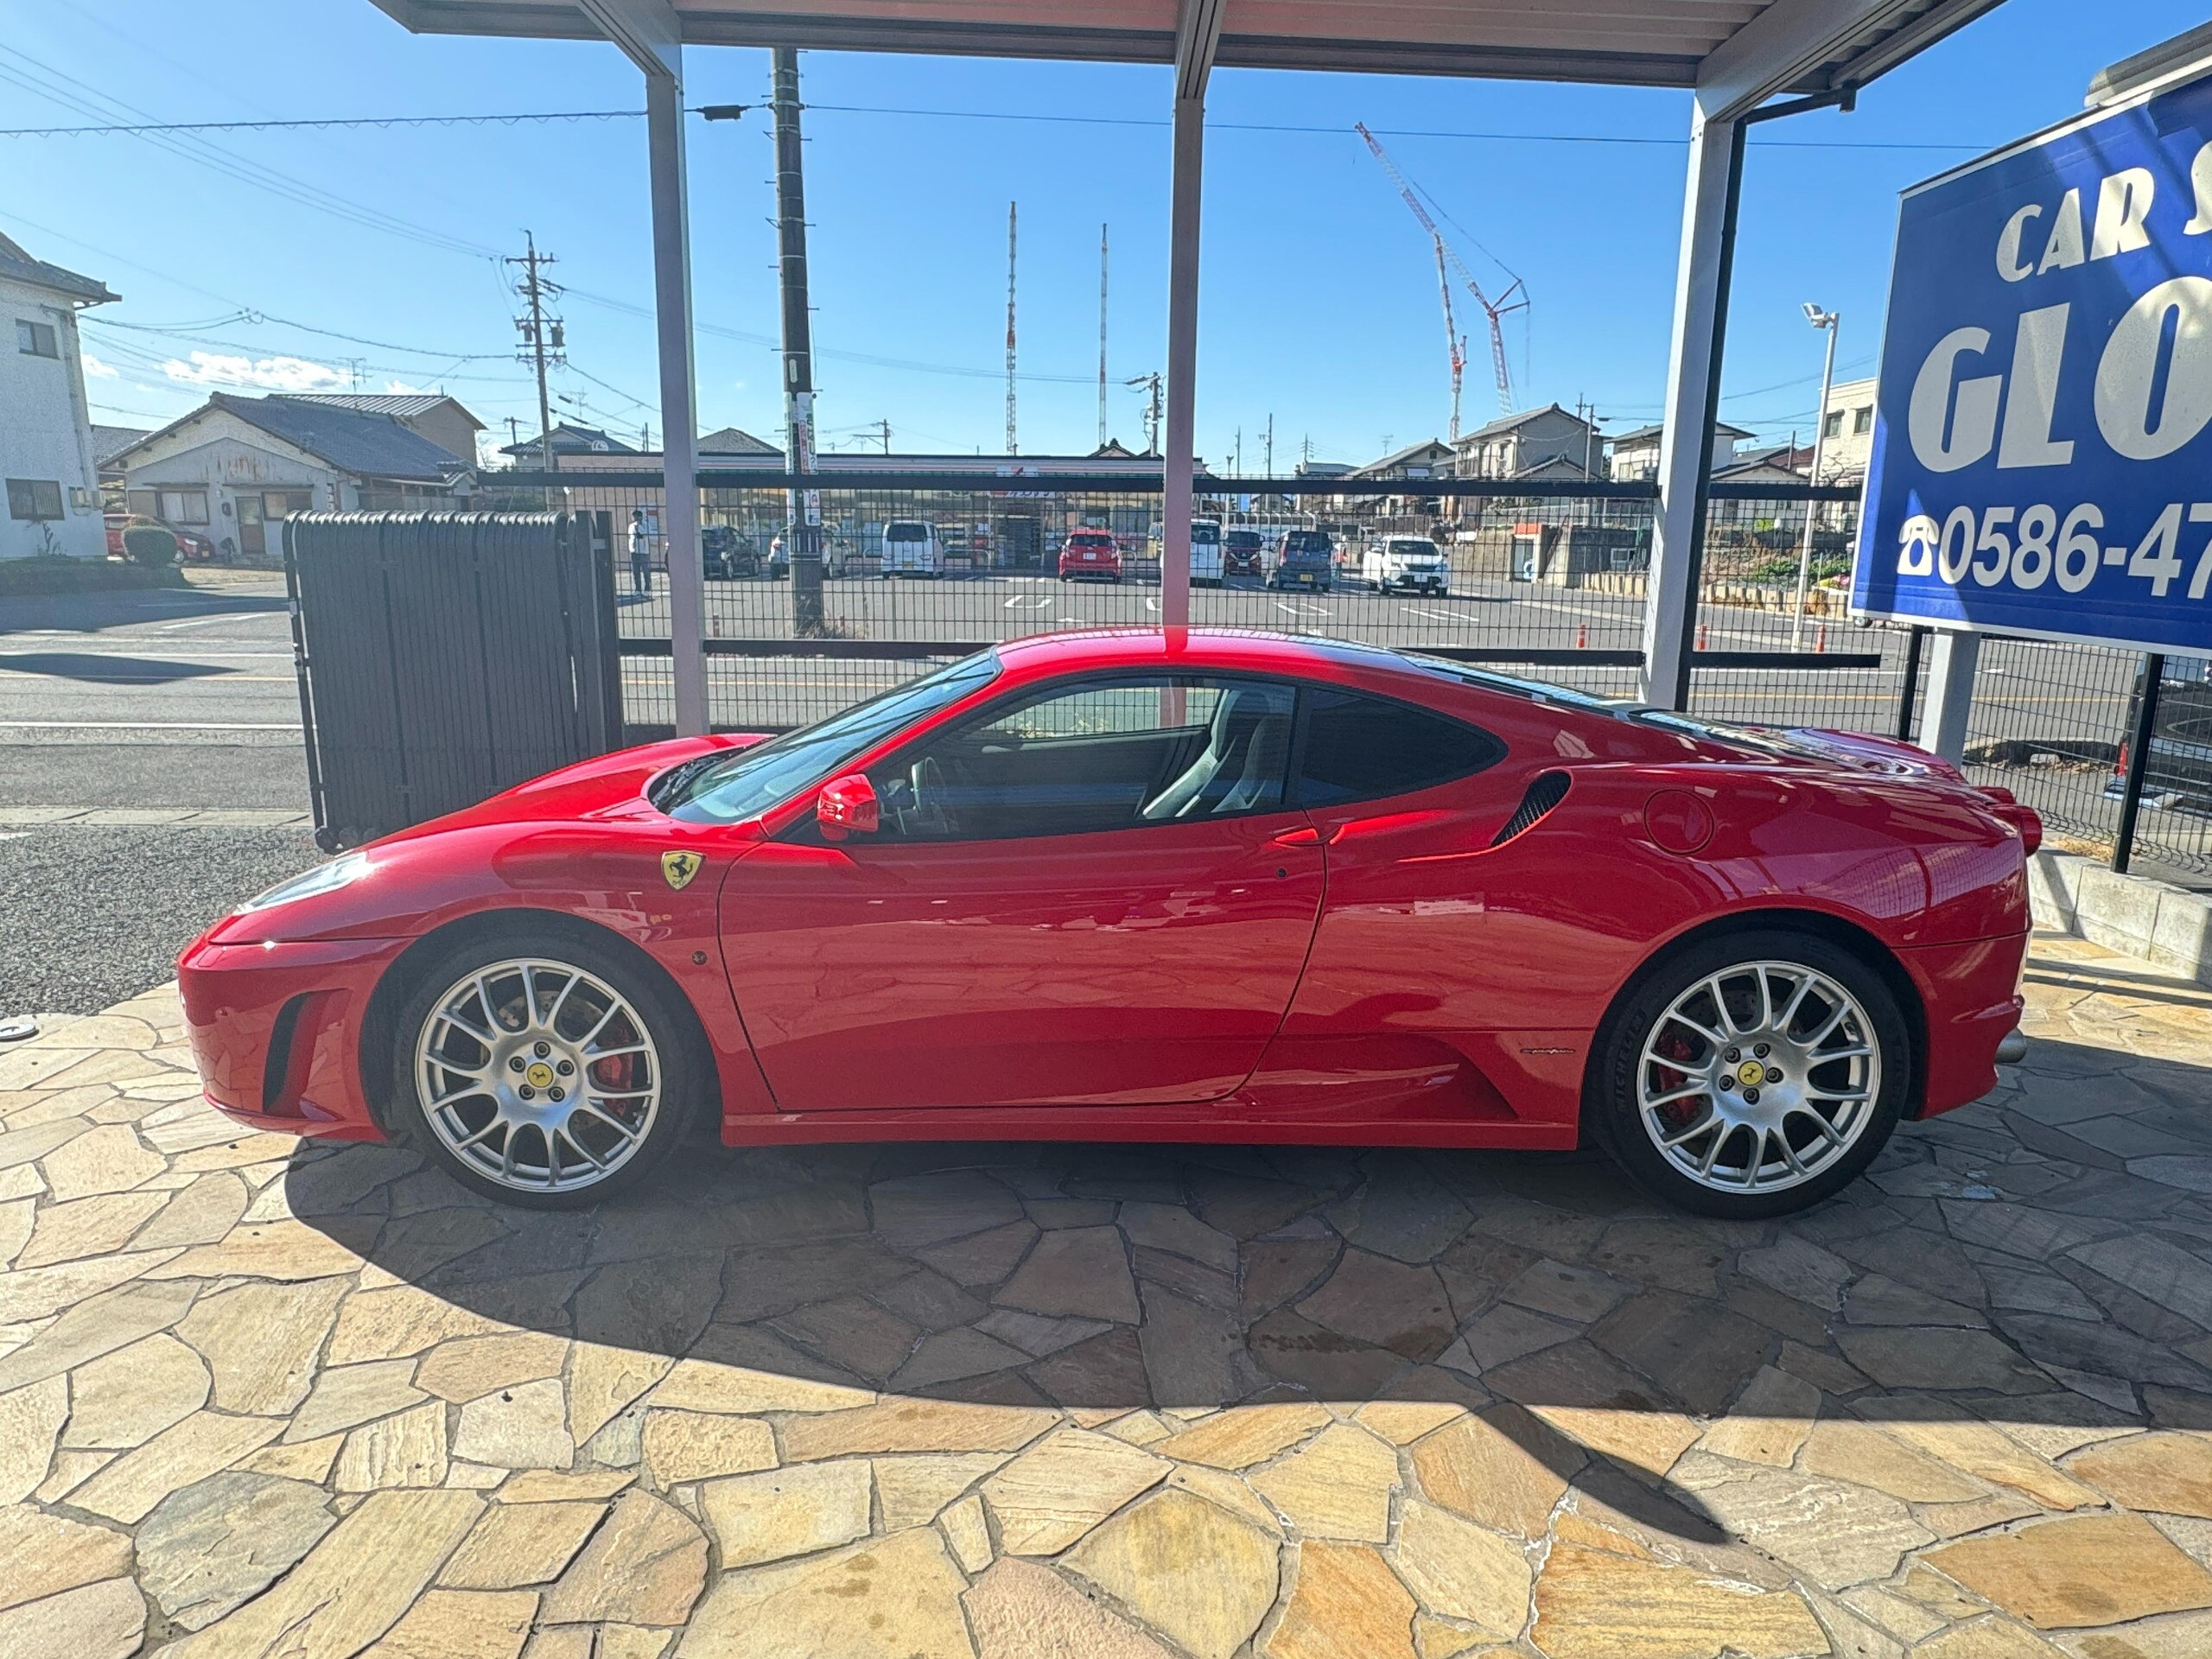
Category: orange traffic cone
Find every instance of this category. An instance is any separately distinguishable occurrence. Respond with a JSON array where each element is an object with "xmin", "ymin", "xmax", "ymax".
[{"xmin": 1575, "ymin": 623, "xmax": 1587, "ymax": 650}]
